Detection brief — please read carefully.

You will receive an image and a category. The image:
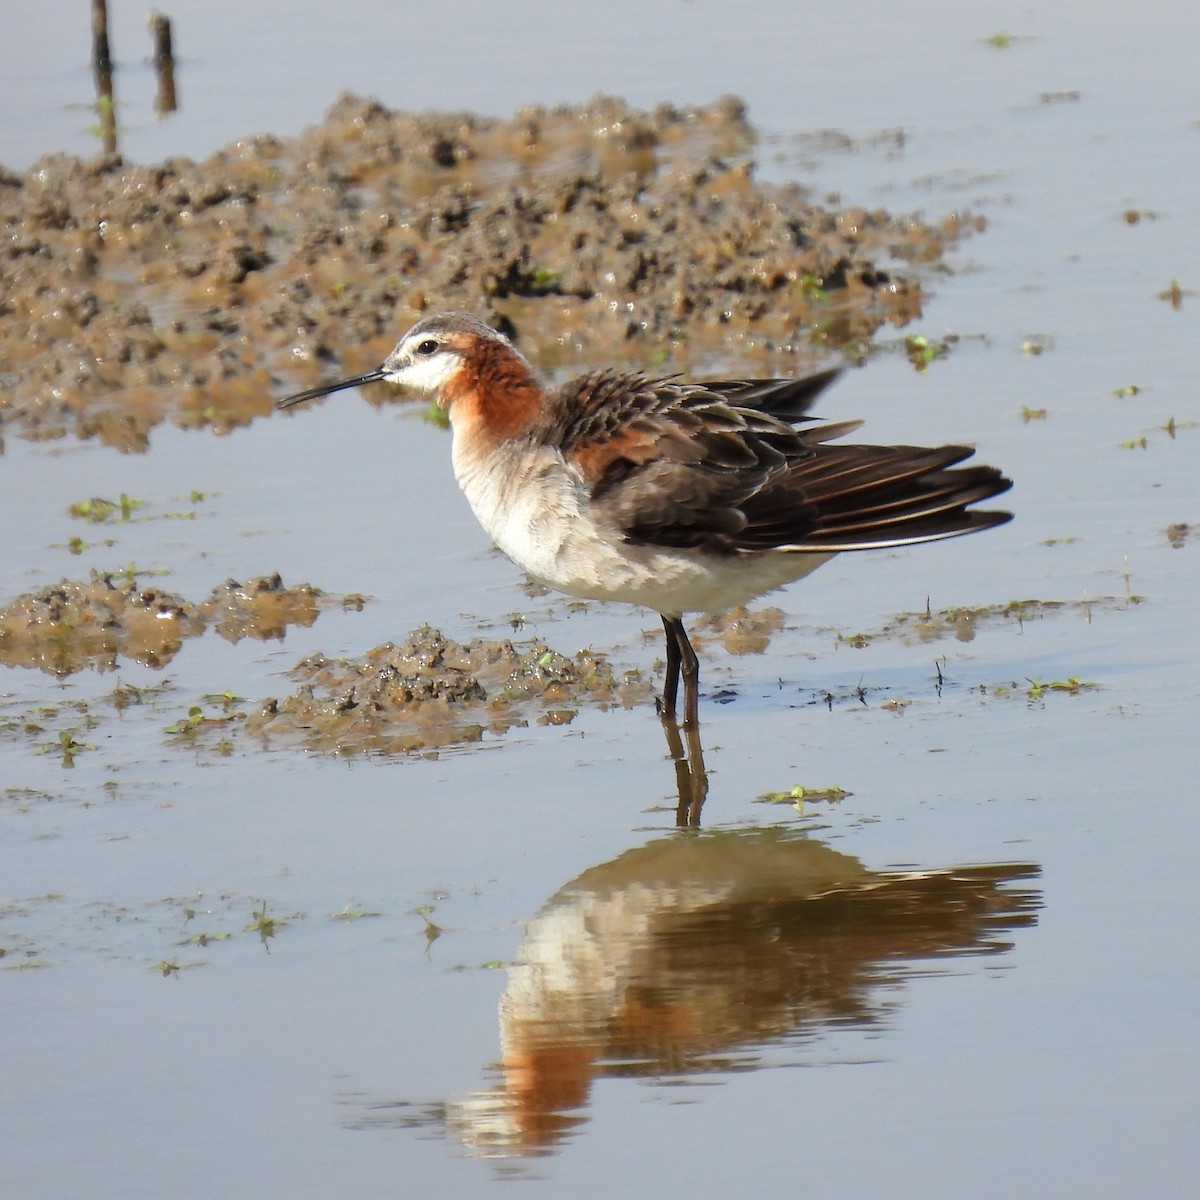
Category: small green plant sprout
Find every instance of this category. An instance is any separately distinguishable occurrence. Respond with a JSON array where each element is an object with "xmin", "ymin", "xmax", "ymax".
[
  {"xmin": 32, "ymin": 730, "xmax": 97, "ymax": 767},
  {"xmin": 59, "ymin": 724, "xmax": 94, "ymax": 763},
  {"xmin": 165, "ymin": 694, "xmax": 245, "ymax": 738},
  {"xmin": 1113, "ymin": 384, "xmax": 1141, "ymax": 398},
  {"xmin": 70, "ymin": 497, "xmax": 114, "ymax": 522},
  {"xmin": 797, "ymin": 272, "xmax": 829, "ymax": 300},
  {"xmin": 164, "ymin": 706, "xmax": 205, "ymax": 737},
  {"xmin": 757, "ymin": 783, "xmax": 850, "ymax": 812},
  {"xmin": 331, "ymin": 906, "xmax": 382, "ymax": 921},
  {"xmin": 1119, "ymin": 436, "xmax": 1148, "ymax": 450},
  {"xmin": 413, "ymin": 903, "xmax": 443, "ymax": 949},
  {"xmin": 182, "ymin": 931, "xmax": 231, "ymax": 947},
  {"xmin": 1025, "ymin": 676, "xmax": 1099, "ymax": 702},
  {"xmin": 27, "ymin": 703, "xmax": 58, "ymax": 725},
  {"xmin": 152, "ymin": 958, "xmax": 181, "ymax": 978},
  {"xmin": 107, "ymin": 562, "xmax": 169, "ymax": 583},
  {"xmin": 1020, "ymin": 336, "xmax": 1053, "ymax": 356},
  {"xmin": 246, "ymin": 901, "xmax": 280, "ymax": 946},
  {"xmin": 904, "ymin": 335, "xmax": 949, "ymax": 370},
  {"xmin": 111, "ymin": 679, "xmax": 171, "ymax": 711},
  {"xmin": 69, "ymin": 494, "xmax": 143, "ymax": 523},
  {"xmin": 984, "ymin": 30, "xmax": 1012, "ymax": 47},
  {"xmin": 1020, "ymin": 406, "xmax": 1048, "ymax": 422}
]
